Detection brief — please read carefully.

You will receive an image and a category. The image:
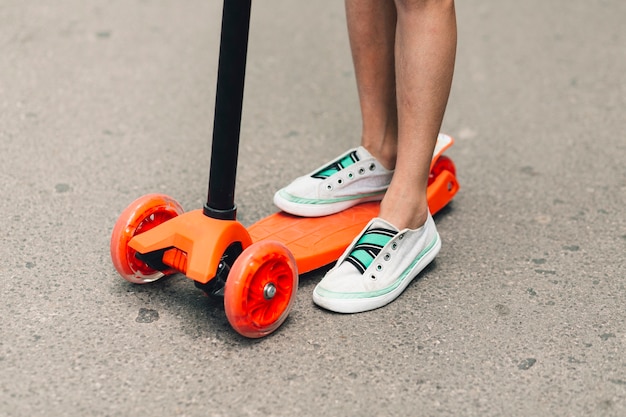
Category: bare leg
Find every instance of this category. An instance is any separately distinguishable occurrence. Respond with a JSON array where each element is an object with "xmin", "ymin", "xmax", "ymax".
[
  {"xmin": 346, "ymin": 0, "xmax": 456, "ymax": 229},
  {"xmin": 345, "ymin": 0, "xmax": 398, "ymax": 170},
  {"xmin": 380, "ymin": 0, "xmax": 457, "ymax": 229}
]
